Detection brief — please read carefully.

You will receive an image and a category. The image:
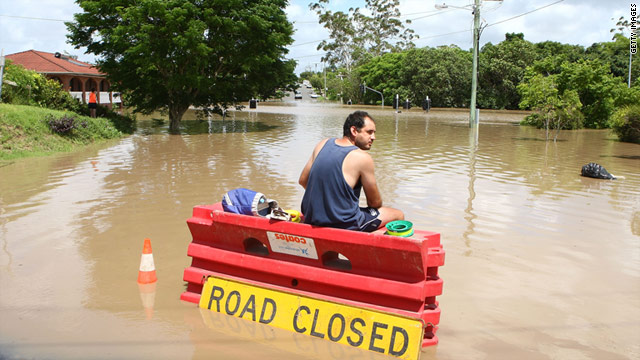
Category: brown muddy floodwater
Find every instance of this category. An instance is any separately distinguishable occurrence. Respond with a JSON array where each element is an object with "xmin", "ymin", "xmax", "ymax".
[{"xmin": 1, "ymin": 103, "xmax": 639, "ymax": 360}]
